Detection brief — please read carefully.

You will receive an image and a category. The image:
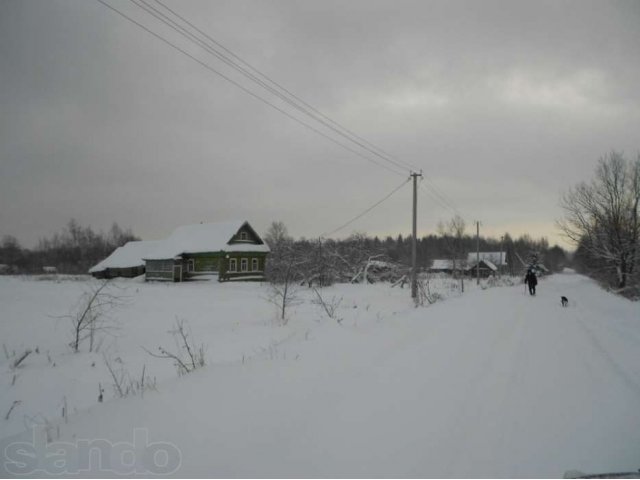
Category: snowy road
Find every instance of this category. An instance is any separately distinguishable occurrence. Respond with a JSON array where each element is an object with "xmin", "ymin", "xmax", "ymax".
[{"xmin": 2, "ymin": 272, "xmax": 639, "ymax": 477}]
